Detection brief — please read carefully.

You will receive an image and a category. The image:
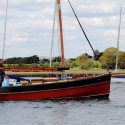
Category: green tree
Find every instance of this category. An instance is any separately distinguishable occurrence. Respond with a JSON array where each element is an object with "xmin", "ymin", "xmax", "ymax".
[
  {"xmin": 99, "ymin": 47, "xmax": 117, "ymax": 69},
  {"xmin": 43, "ymin": 62, "xmax": 49, "ymax": 67},
  {"xmin": 93, "ymin": 50, "xmax": 103, "ymax": 61},
  {"xmin": 52, "ymin": 62, "xmax": 61, "ymax": 67},
  {"xmin": 65, "ymin": 59, "xmax": 78, "ymax": 68},
  {"xmin": 76, "ymin": 54, "xmax": 94, "ymax": 69},
  {"xmin": 118, "ymin": 51, "xmax": 125, "ymax": 69}
]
